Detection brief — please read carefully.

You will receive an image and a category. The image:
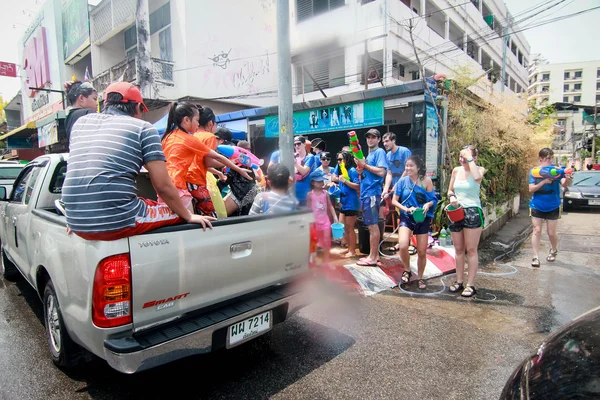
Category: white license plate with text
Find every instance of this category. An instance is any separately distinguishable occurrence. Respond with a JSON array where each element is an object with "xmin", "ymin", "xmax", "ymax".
[
  {"xmin": 227, "ymin": 311, "xmax": 272, "ymax": 348},
  {"xmin": 589, "ymin": 199, "xmax": 600, "ymax": 205}
]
